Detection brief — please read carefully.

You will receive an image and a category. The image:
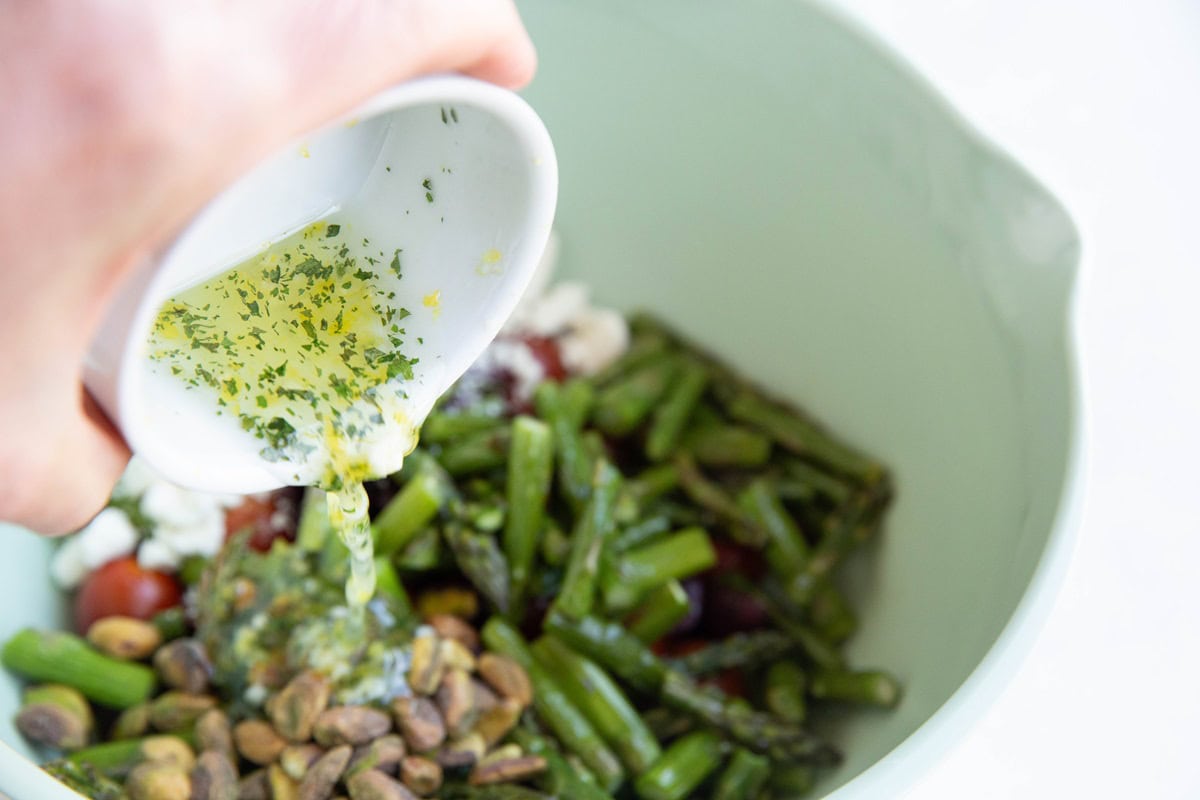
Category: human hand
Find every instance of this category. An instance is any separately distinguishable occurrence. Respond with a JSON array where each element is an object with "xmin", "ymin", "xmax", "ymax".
[{"xmin": 0, "ymin": 0, "xmax": 536, "ymax": 534}]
